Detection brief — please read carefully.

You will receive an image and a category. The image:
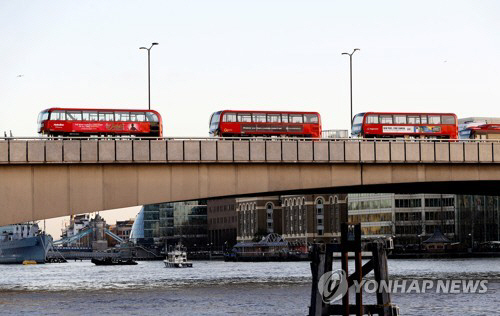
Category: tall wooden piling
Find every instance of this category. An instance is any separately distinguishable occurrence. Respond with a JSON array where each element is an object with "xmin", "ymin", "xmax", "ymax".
[{"xmin": 309, "ymin": 223, "xmax": 399, "ymax": 316}]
